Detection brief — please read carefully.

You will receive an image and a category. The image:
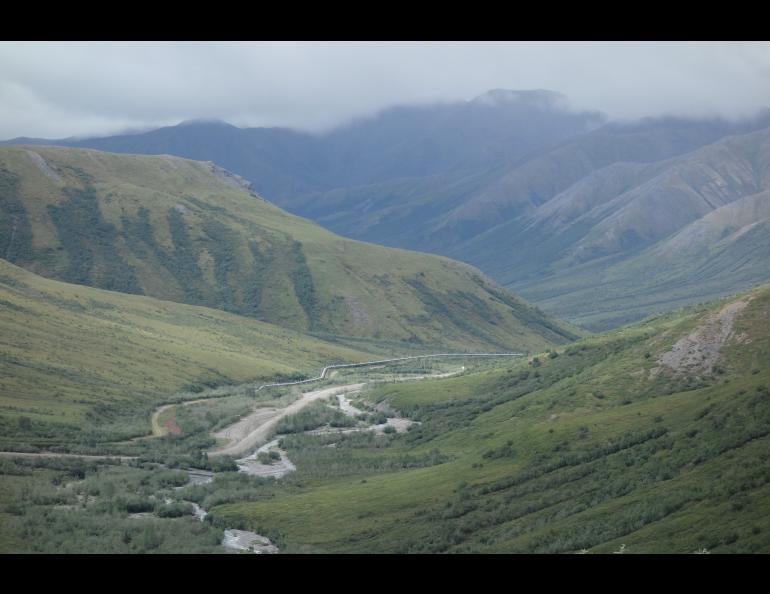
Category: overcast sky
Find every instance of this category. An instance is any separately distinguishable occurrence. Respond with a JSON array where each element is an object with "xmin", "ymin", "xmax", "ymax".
[{"xmin": 1, "ymin": 41, "xmax": 769, "ymax": 140}]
